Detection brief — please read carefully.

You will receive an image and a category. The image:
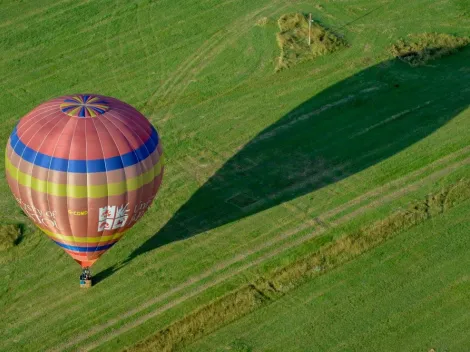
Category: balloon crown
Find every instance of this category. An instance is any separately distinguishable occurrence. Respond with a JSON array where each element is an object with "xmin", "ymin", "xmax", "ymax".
[{"xmin": 60, "ymin": 94, "xmax": 109, "ymax": 118}]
